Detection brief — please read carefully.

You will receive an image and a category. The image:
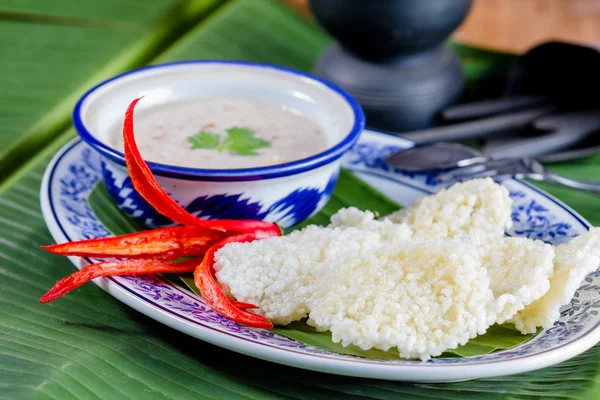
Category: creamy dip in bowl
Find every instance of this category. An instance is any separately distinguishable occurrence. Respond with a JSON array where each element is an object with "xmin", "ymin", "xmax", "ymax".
[
  {"xmin": 108, "ymin": 98, "xmax": 329, "ymax": 169},
  {"xmin": 73, "ymin": 61, "xmax": 365, "ymax": 229}
]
